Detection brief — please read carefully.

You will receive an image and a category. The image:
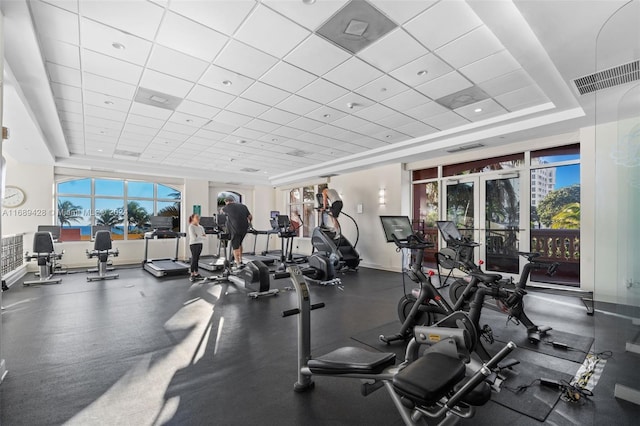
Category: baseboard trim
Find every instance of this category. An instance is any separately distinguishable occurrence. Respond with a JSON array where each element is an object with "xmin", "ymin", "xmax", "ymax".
[
  {"xmin": 626, "ymin": 342, "xmax": 640, "ymax": 355},
  {"xmin": 2, "ymin": 265, "xmax": 27, "ymax": 288},
  {"xmin": 615, "ymin": 384, "xmax": 640, "ymax": 406},
  {"xmin": 358, "ymin": 262, "xmax": 402, "ymax": 273}
]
